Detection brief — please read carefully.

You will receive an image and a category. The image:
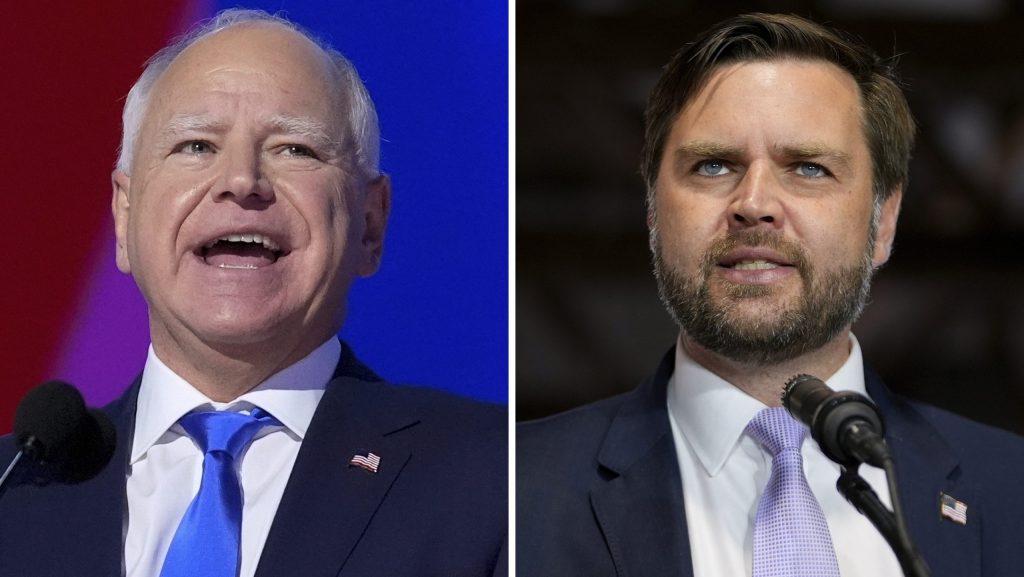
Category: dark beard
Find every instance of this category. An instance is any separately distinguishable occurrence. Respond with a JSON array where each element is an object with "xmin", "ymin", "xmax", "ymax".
[{"xmin": 652, "ymin": 229, "xmax": 874, "ymax": 366}]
